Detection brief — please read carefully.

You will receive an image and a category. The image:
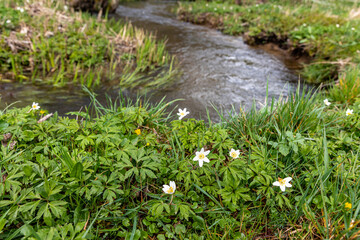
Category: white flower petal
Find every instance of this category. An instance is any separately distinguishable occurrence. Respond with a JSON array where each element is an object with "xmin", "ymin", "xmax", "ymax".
[
  {"xmin": 193, "ymin": 155, "xmax": 199, "ymax": 161},
  {"xmin": 273, "ymin": 181, "xmax": 280, "ymax": 186},
  {"xmin": 204, "ymin": 150, "xmax": 210, "ymax": 155},
  {"xmin": 170, "ymin": 181, "xmax": 176, "ymax": 192},
  {"xmin": 284, "ymin": 177, "xmax": 292, "ymax": 183},
  {"xmin": 162, "ymin": 185, "xmax": 170, "ymax": 193},
  {"xmin": 198, "ymin": 159, "xmax": 203, "ymax": 167},
  {"xmin": 285, "ymin": 182, "xmax": 292, "ymax": 188},
  {"xmin": 280, "ymin": 185, "xmax": 286, "ymax": 192},
  {"xmin": 203, "ymin": 157, "xmax": 210, "ymax": 163}
]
